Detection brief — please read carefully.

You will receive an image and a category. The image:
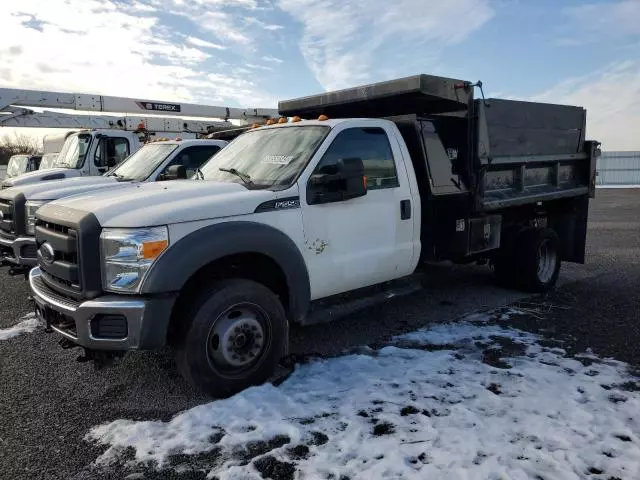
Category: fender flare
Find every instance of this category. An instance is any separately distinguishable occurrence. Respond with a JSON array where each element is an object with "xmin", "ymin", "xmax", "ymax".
[{"xmin": 141, "ymin": 221, "xmax": 311, "ymax": 322}]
